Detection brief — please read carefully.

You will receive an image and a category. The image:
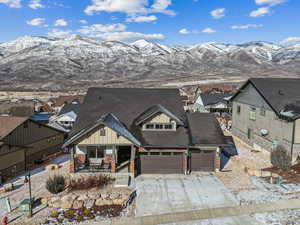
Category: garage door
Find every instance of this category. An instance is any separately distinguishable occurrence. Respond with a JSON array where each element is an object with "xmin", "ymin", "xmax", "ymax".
[
  {"xmin": 139, "ymin": 153, "xmax": 184, "ymax": 174},
  {"xmin": 190, "ymin": 150, "xmax": 215, "ymax": 171}
]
